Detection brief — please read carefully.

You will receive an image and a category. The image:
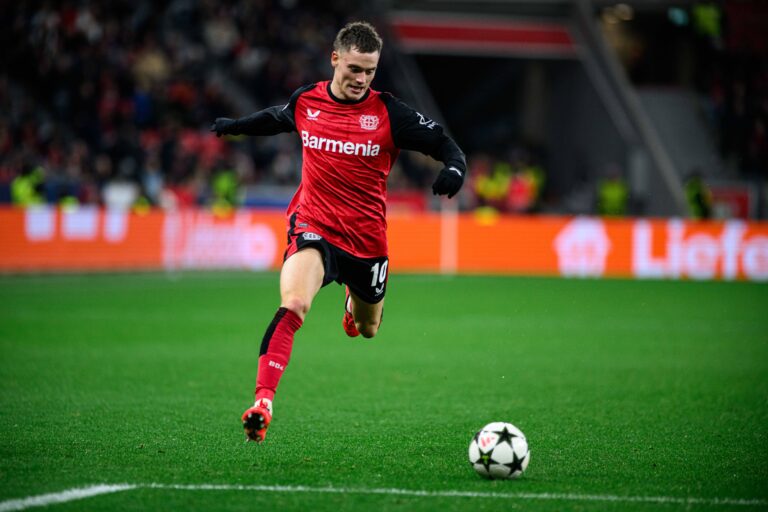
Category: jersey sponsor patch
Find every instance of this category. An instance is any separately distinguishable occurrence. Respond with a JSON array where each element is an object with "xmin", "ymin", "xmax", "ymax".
[
  {"xmin": 301, "ymin": 130, "xmax": 381, "ymax": 157},
  {"xmin": 359, "ymin": 115, "xmax": 379, "ymax": 131},
  {"xmin": 302, "ymin": 232, "xmax": 322, "ymax": 241}
]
